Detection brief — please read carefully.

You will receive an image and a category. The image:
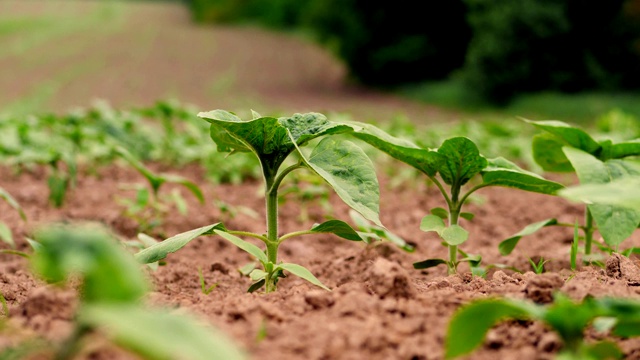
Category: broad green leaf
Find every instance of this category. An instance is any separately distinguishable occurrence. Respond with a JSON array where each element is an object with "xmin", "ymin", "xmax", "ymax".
[
  {"xmin": 310, "ymin": 220, "xmax": 362, "ymax": 241},
  {"xmin": 499, "ymin": 218, "xmax": 558, "ymax": 255},
  {"xmin": 32, "ymin": 224, "xmax": 148, "ymax": 304},
  {"xmin": 430, "ymin": 207, "xmax": 449, "ymax": 219},
  {"xmin": 560, "ymin": 177, "xmax": 640, "ymax": 211},
  {"xmin": 0, "ymin": 187, "xmax": 26, "ymax": 221},
  {"xmin": 437, "ymin": 137, "xmax": 487, "ymax": 187},
  {"xmin": 135, "ymin": 223, "xmax": 226, "ymax": 263},
  {"xmin": 420, "ymin": 215, "xmax": 445, "ymax": 233},
  {"xmin": 525, "ymin": 119, "xmax": 601, "ymax": 154},
  {"xmin": 413, "ymin": 258, "xmax": 447, "ymax": 269},
  {"xmin": 297, "ymin": 137, "xmax": 382, "ymax": 226},
  {"xmin": 277, "ymin": 263, "xmax": 330, "ymax": 291},
  {"xmin": 249, "ymin": 269, "xmax": 267, "ymax": 281},
  {"xmin": 348, "ymin": 121, "xmax": 442, "ymax": 176},
  {"xmin": 445, "ymin": 299, "xmax": 533, "ymax": 359},
  {"xmin": 611, "ymin": 139, "xmax": 640, "ymax": 159},
  {"xmin": 531, "ymin": 133, "xmax": 574, "ymax": 172},
  {"xmin": 441, "ymin": 225, "xmax": 468, "ymax": 246},
  {"xmin": 0, "ymin": 223, "xmax": 14, "ymax": 248},
  {"xmin": 80, "ymin": 305, "xmax": 246, "ymax": 360},
  {"xmin": 481, "ymin": 157, "xmax": 564, "ymax": 195},
  {"xmin": 214, "ymin": 230, "xmax": 268, "ymax": 264},
  {"xmin": 199, "ymin": 110, "xmax": 352, "ymax": 176},
  {"xmin": 563, "ymin": 147, "xmax": 640, "ymax": 247}
]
